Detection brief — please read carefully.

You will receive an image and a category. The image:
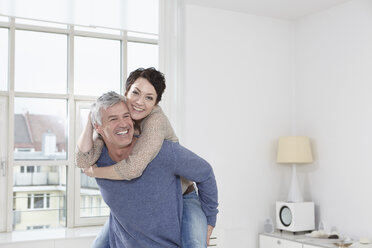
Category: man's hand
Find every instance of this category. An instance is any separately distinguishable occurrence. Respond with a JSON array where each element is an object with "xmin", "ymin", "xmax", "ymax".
[
  {"xmin": 207, "ymin": 225, "xmax": 214, "ymax": 246},
  {"xmin": 82, "ymin": 165, "xmax": 97, "ymax": 177}
]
